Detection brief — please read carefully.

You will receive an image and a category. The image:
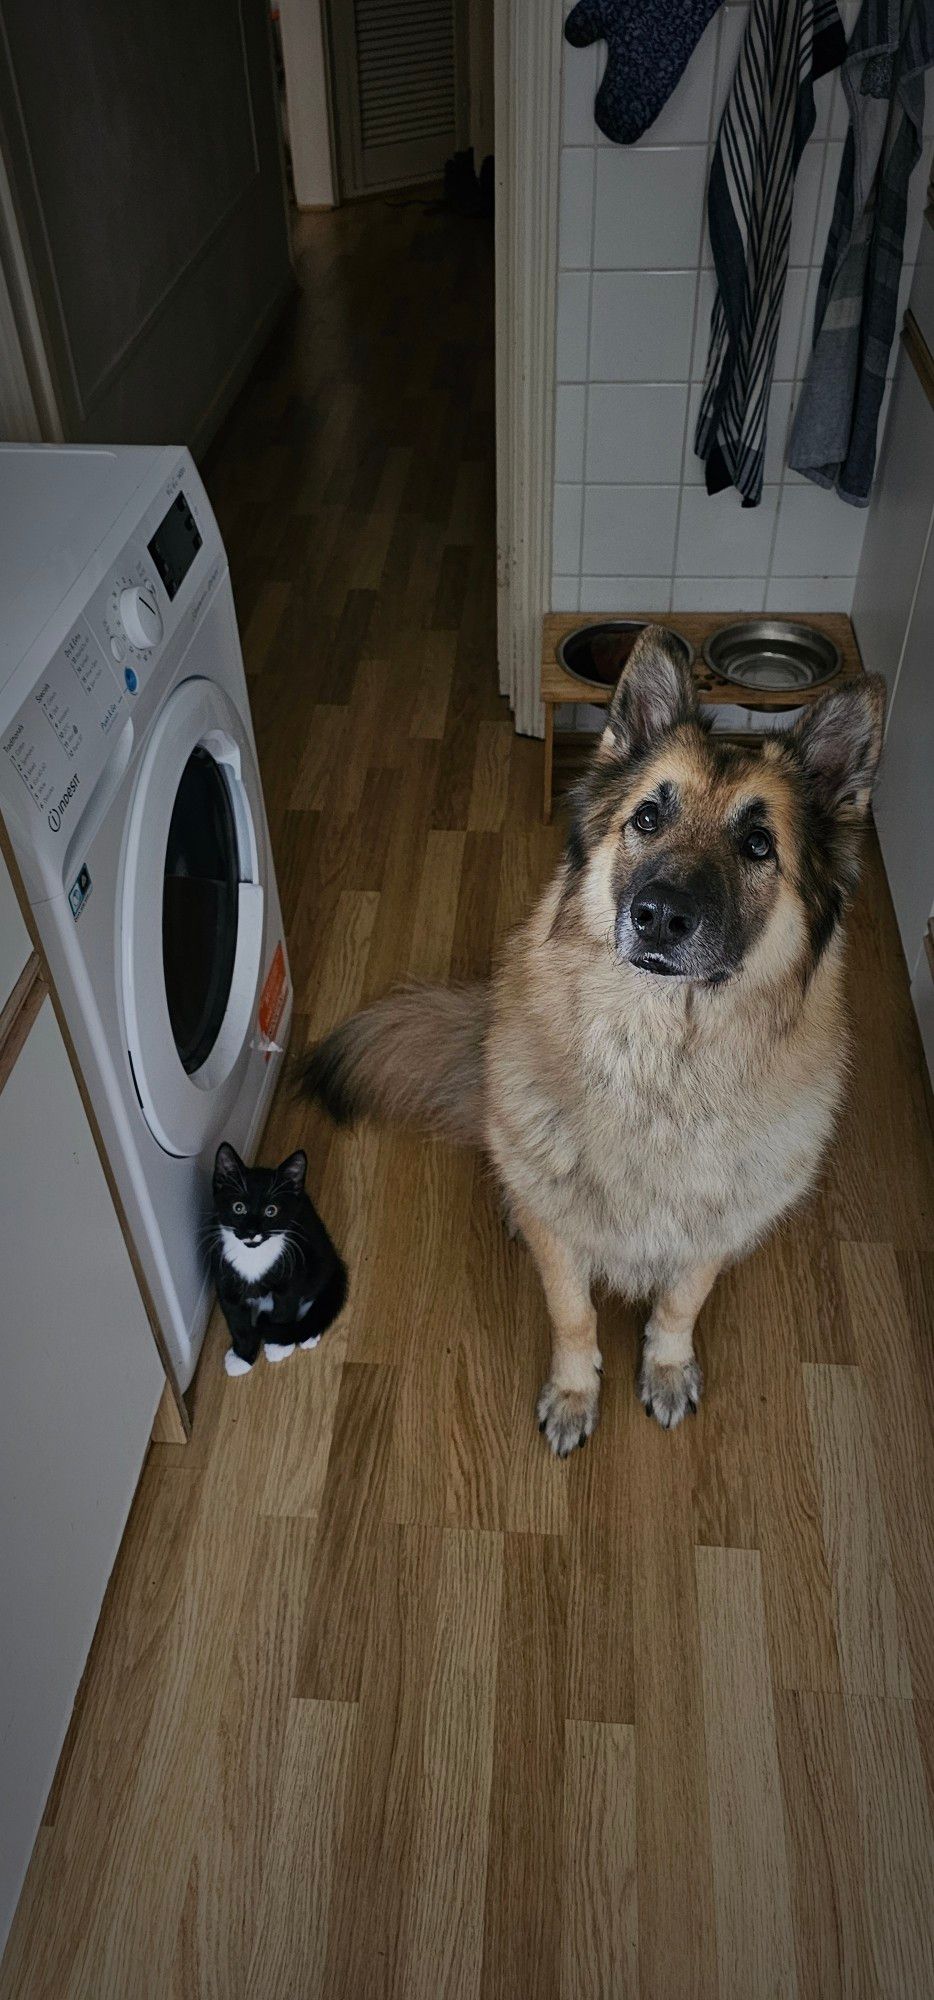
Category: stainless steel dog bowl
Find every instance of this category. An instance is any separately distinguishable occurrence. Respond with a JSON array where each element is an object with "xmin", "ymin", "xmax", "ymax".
[
  {"xmin": 557, "ymin": 619, "xmax": 694, "ymax": 689},
  {"xmin": 703, "ymin": 619, "xmax": 841, "ymax": 693}
]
